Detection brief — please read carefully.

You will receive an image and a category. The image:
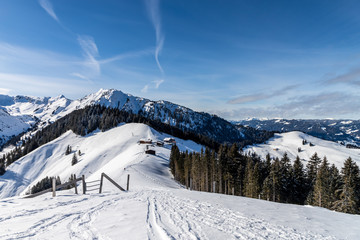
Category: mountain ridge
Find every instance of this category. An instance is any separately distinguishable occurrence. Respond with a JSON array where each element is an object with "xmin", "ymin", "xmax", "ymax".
[
  {"xmin": 236, "ymin": 118, "xmax": 360, "ymax": 147},
  {"xmin": 0, "ymin": 89, "xmax": 261, "ymax": 150}
]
